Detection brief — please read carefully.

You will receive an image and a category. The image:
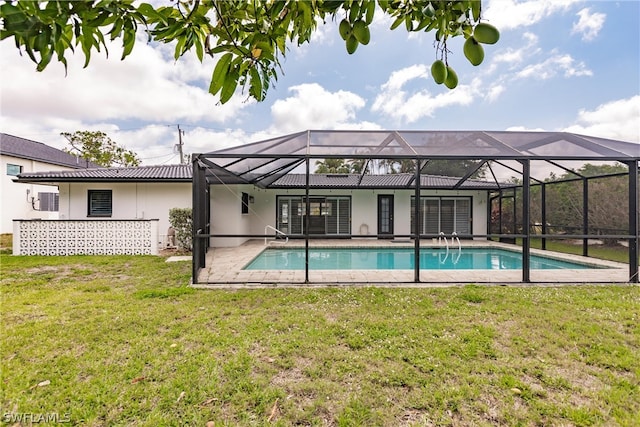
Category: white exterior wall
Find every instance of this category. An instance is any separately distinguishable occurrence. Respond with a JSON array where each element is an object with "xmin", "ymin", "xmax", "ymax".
[
  {"xmin": 59, "ymin": 182, "xmax": 191, "ymax": 245},
  {"xmin": 209, "ymin": 184, "xmax": 254, "ymax": 247},
  {"xmin": 1, "ymin": 155, "xmax": 75, "ymax": 233},
  {"xmin": 207, "ymin": 187, "xmax": 488, "ymax": 246},
  {"xmin": 351, "ymin": 189, "xmax": 487, "ymax": 238},
  {"xmin": 48, "ymin": 182, "xmax": 489, "ymax": 250}
]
